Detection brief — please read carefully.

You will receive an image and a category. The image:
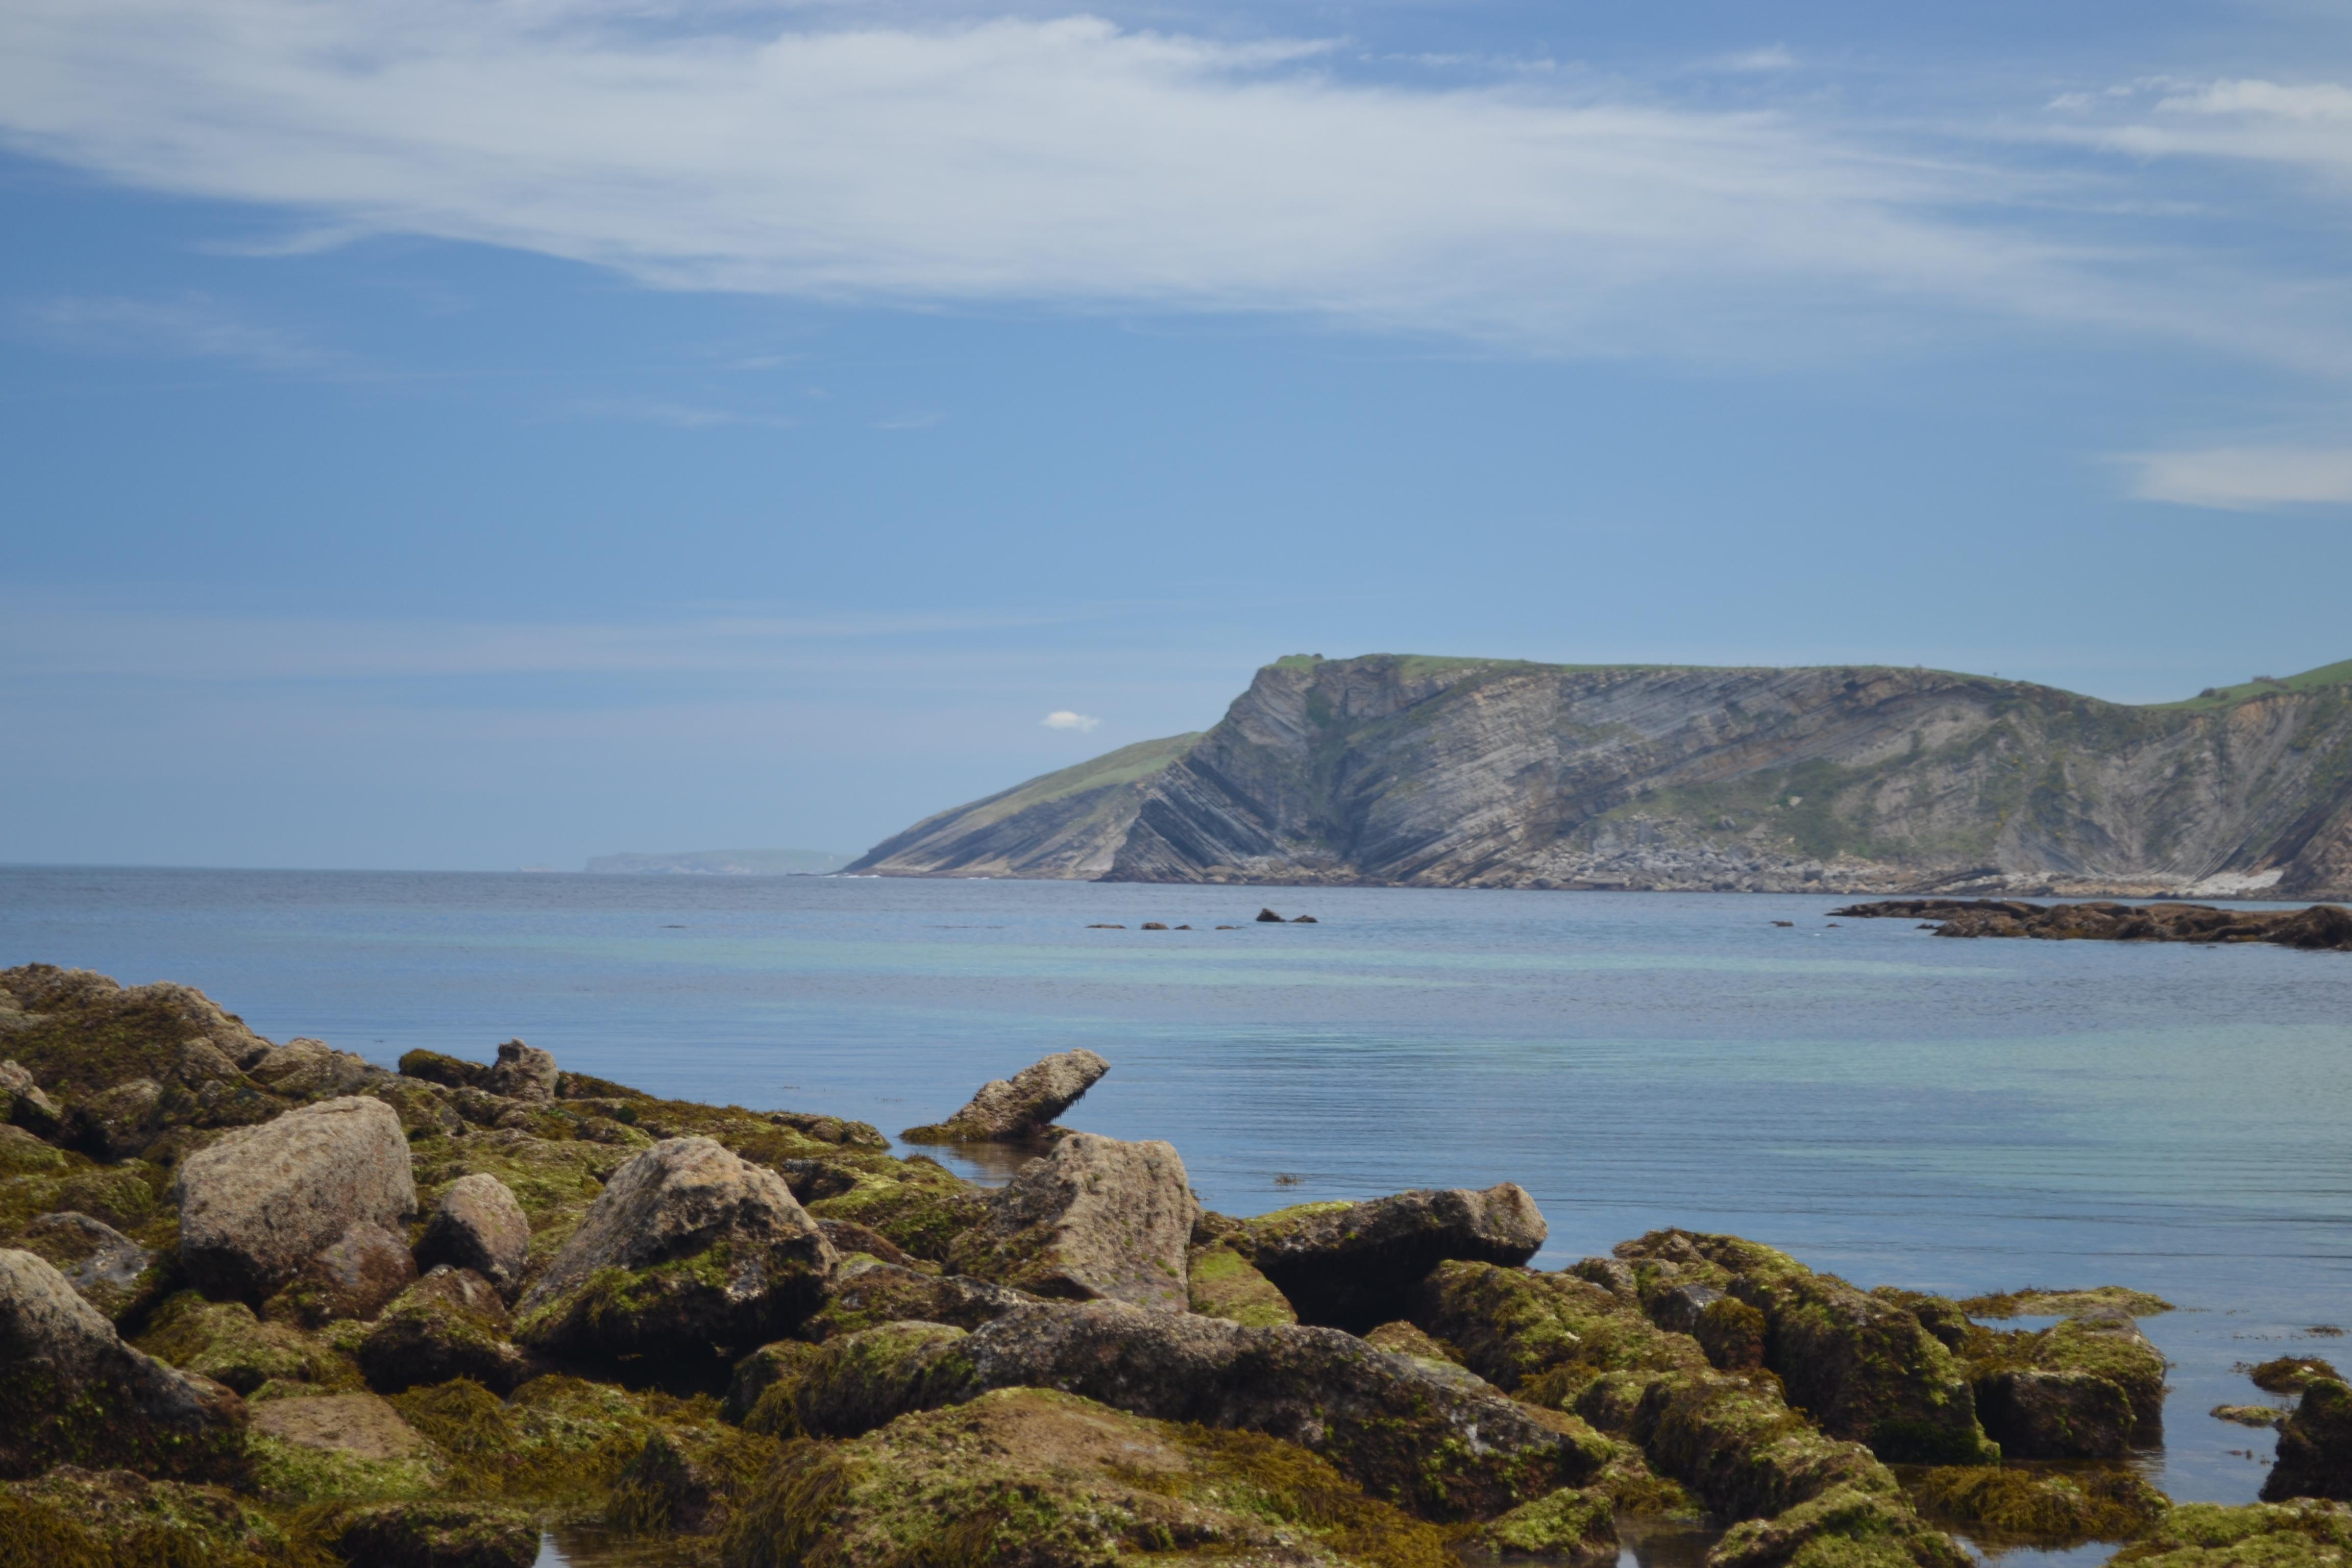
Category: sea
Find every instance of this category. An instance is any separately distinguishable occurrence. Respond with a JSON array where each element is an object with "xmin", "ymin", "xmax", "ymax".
[{"xmin": 2, "ymin": 865, "xmax": 2345, "ymax": 1562}]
